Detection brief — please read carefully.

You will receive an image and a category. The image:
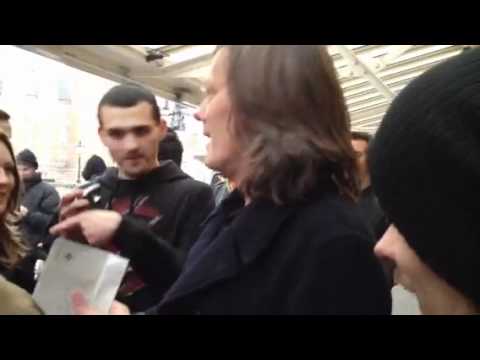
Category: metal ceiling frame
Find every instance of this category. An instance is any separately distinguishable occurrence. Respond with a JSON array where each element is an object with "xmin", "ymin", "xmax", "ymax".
[
  {"xmin": 15, "ymin": 45, "xmax": 203, "ymax": 105},
  {"xmin": 334, "ymin": 45, "xmax": 395, "ymax": 100},
  {"xmin": 14, "ymin": 45, "xmax": 464, "ymax": 133}
]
